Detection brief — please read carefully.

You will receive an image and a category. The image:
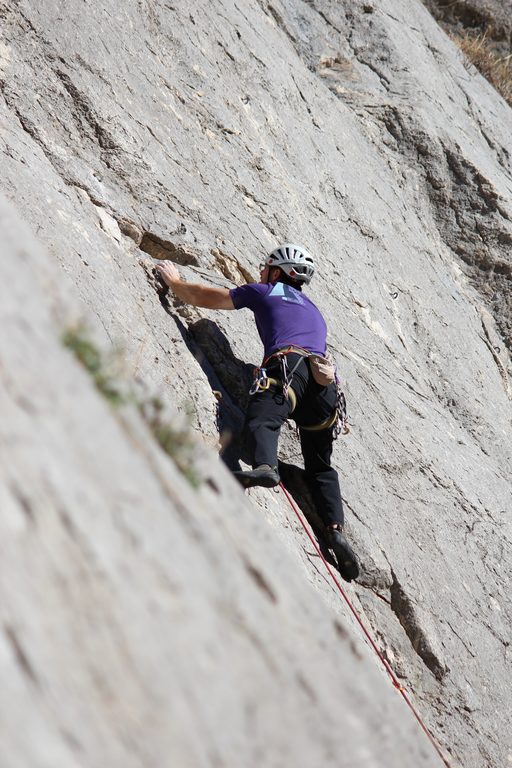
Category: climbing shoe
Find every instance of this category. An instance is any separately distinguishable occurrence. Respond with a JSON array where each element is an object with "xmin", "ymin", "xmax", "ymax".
[
  {"xmin": 233, "ymin": 464, "xmax": 280, "ymax": 489},
  {"xmin": 328, "ymin": 527, "xmax": 359, "ymax": 582}
]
